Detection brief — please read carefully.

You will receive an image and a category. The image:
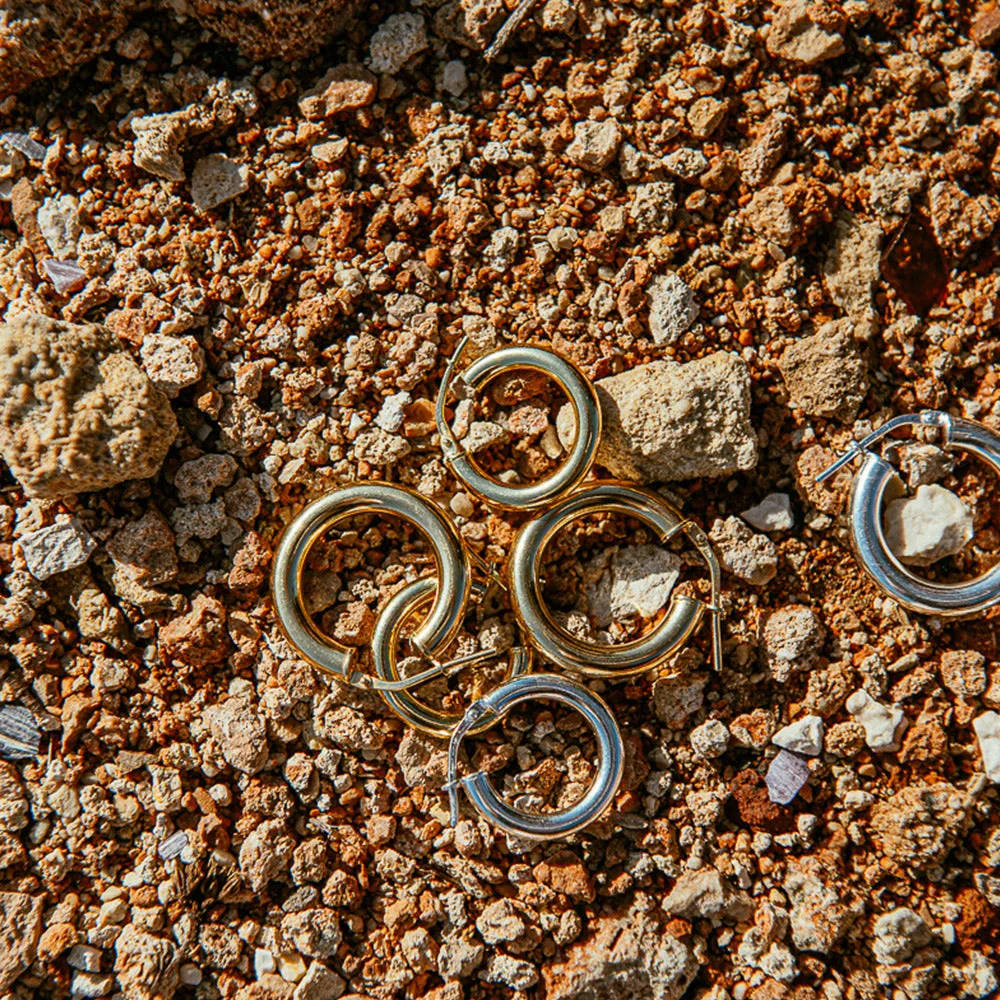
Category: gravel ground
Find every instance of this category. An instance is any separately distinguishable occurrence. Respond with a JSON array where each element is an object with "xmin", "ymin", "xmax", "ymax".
[{"xmin": 1, "ymin": 1, "xmax": 1000, "ymax": 999}]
